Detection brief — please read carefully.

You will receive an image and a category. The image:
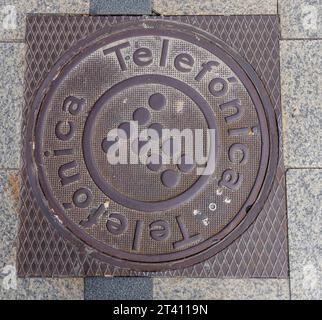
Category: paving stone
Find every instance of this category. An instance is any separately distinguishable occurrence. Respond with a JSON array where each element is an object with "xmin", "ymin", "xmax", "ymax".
[
  {"xmin": 0, "ymin": 170, "xmax": 19, "ymax": 271},
  {"xmin": 0, "ymin": 43, "xmax": 24, "ymax": 169},
  {"xmin": 153, "ymin": 278, "xmax": 290, "ymax": 300},
  {"xmin": 280, "ymin": 0, "xmax": 322, "ymax": 39},
  {"xmin": 90, "ymin": 0, "xmax": 151, "ymax": 15},
  {"xmin": 153, "ymin": 0, "xmax": 277, "ymax": 15},
  {"xmin": 287, "ymin": 169, "xmax": 322, "ymax": 300},
  {"xmin": 0, "ymin": 275, "xmax": 84, "ymax": 300},
  {"xmin": 0, "ymin": 170, "xmax": 83, "ymax": 300},
  {"xmin": 281, "ymin": 40, "xmax": 322, "ymax": 168},
  {"xmin": 0, "ymin": 0, "xmax": 90, "ymax": 41},
  {"xmin": 85, "ymin": 277, "xmax": 153, "ymax": 300}
]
